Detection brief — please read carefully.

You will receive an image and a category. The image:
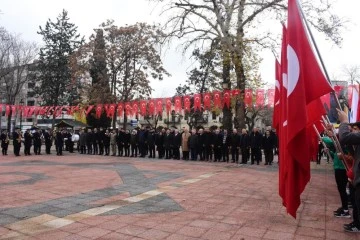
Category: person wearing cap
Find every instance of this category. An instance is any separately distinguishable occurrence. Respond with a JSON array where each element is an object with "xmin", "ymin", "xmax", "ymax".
[{"xmin": 338, "ymin": 110, "xmax": 360, "ymax": 232}]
